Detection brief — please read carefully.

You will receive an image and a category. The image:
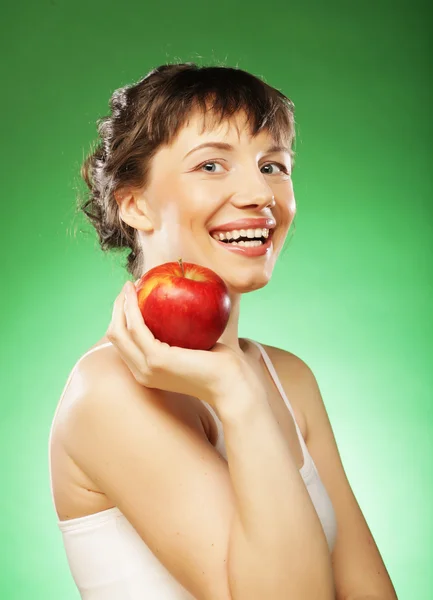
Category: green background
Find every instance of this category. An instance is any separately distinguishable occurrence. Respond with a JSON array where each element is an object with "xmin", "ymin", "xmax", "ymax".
[{"xmin": 1, "ymin": 0, "xmax": 431, "ymax": 598}]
